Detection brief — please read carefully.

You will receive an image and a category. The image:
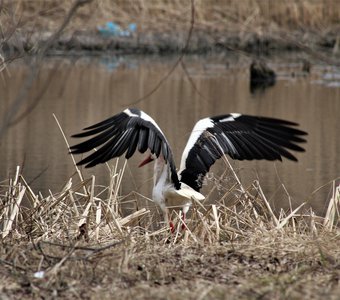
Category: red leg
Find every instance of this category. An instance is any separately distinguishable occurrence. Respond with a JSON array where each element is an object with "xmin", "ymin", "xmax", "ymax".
[
  {"xmin": 164, "ymin": 208, "xmax": 175, "ymax": 233},
  {"xmin": 169, "ymin": 221, "xmax": 175, "ymax": 233}
]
